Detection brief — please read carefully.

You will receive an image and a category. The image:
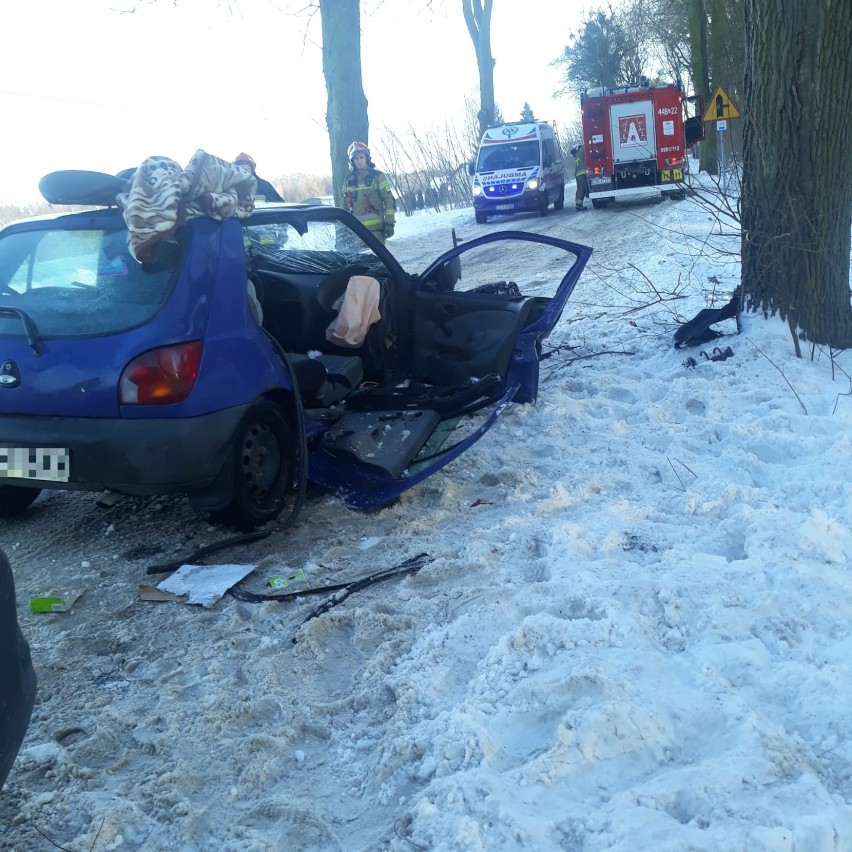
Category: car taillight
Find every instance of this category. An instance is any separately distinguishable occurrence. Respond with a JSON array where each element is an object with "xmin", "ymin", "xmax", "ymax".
[
  {"xmin": 119, "ymin": 342, "xmax": 203, "ymax": 405},
  {"xmin": 593, "ymin": 165, "xmax": 604, "ymax": 175}
]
